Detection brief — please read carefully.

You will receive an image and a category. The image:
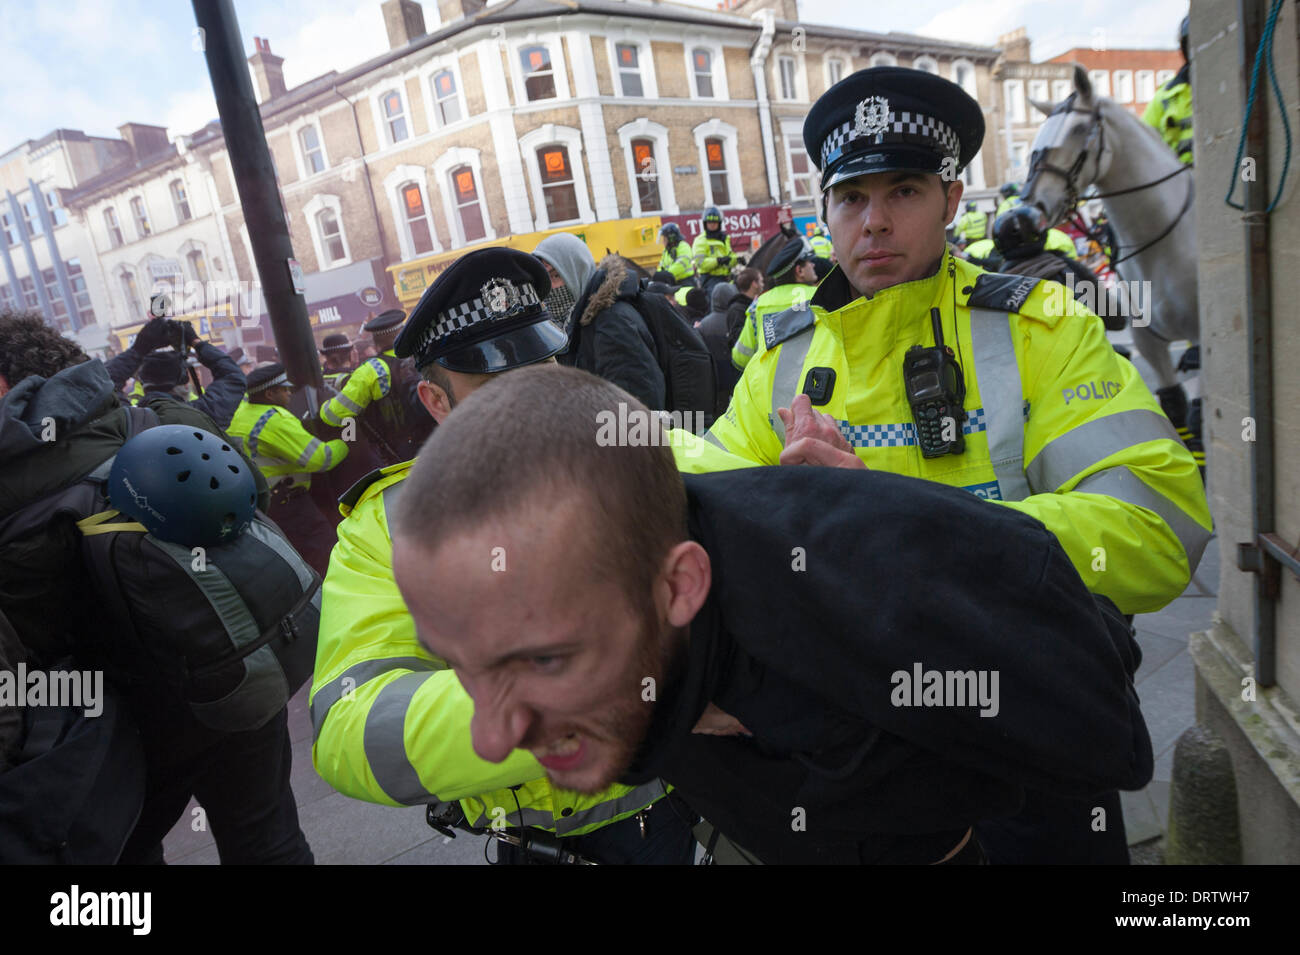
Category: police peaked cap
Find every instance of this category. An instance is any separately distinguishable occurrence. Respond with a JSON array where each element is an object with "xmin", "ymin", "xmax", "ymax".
[
  {"xmin": 393, "ymin": 247, "xmax": 567, "ymax": 374},
  {"xmin": 804, "ymin": 67, "xmax": 984, "ymax": 191},
  {"xmin": 247, "ymin": 362, "xmax": 290, "ymax": 394},
  {"xmin": 767, "ymin": 237, "xmax": 812, "ymax": 282},
  {"xmin": 364, "ymin": 310, "xmax": 406, "ymax": 335},
  {"xmin": 321, "ymin": 333, "xmax": 352, "ymax": 351}
]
